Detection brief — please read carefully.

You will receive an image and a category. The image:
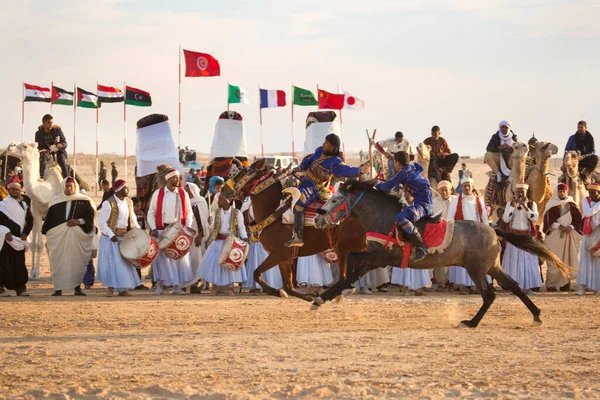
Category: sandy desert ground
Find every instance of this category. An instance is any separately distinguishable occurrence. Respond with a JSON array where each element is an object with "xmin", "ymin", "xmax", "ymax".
[{"xmin": 2, "ymin": 151, "xmax": 595, "ymax": 399}]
